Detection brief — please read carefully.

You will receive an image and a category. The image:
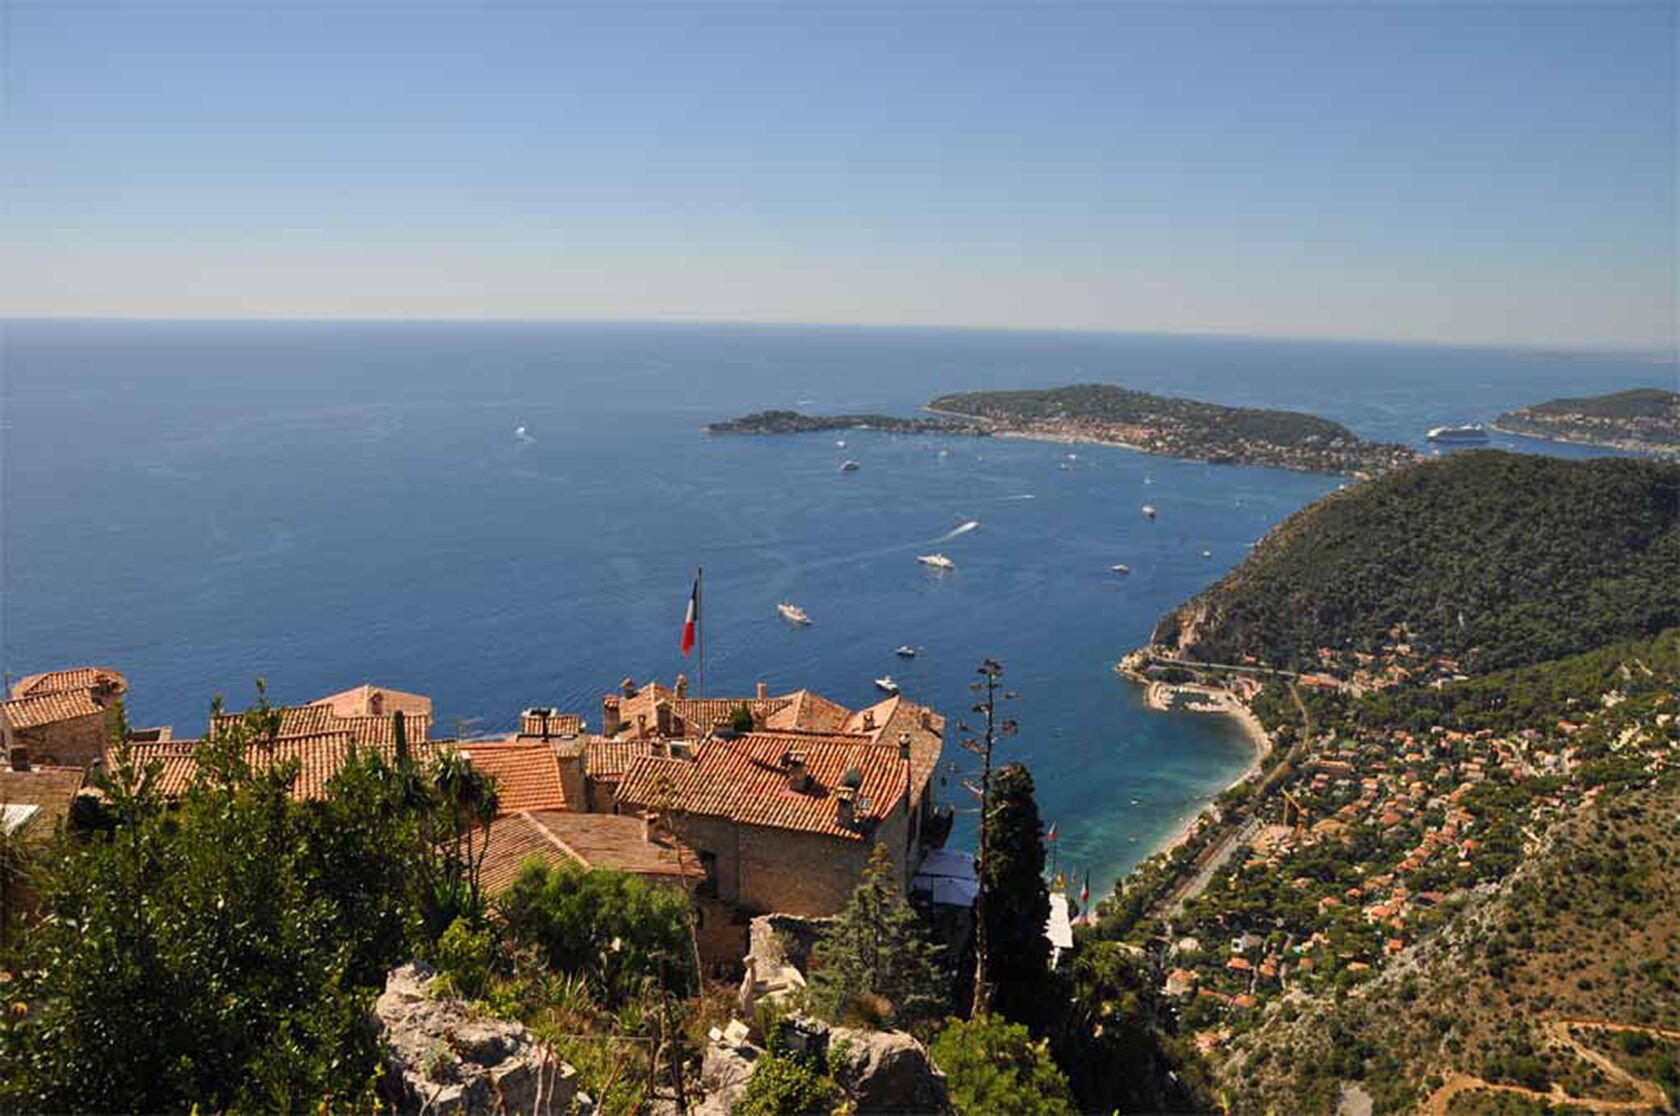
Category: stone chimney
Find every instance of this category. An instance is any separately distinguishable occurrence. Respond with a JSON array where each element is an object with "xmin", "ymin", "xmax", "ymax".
[
  {"xmin": 835, "ymin": 785, "xmax": 855, "ymax": 827},
  {"xmin": 756, "ymin": 682, "xmax": 768, "ymax": 701},
  {"xmin": 636, "ymin": 713, "xmax": 648, "ymax": 738},
  {"xmin": 784, "ymin": 750, "xmax": 810, "ymax": 792},
  {"xmin": 919, "ymin": 708, "xmax": 932, "ymax": 730},
  {"xmin": 602, "ymin": 695, "xmax": 622, "ymax": 737},
  {"xmin": 9, "ymin": 743, "xmax": 29, "ymax": 773},
  {"xmin": 863, "ymin": 710, "xmax": 876, "ymax": 731},
  {"xmin": 675, "ymin": 674, "xmax": 689, "ymax": 699},
  {"xmin": 655, "ymin": 700, "xmax": 674, "ymax": 738},
  {"xmin": 621, "ymin": 677, "xmax": 638, "ymax": 698}
]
